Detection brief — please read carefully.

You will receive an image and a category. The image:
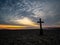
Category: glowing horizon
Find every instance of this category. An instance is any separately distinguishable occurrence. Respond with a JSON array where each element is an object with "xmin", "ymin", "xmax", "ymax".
[
  {"xmin": 0, "ymin": 24, "xmax": 60, "ymax": 30},
  {"xmin": 0, "ymin": 24, "xmax": 39, "ymax": 30}
]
